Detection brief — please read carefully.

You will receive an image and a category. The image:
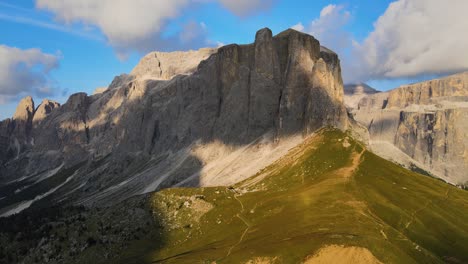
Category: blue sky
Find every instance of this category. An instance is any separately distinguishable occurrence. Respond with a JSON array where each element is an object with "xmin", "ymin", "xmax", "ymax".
[{"xmin": 1, "ymin": 0, "xmax": 467, "ymax": 119}]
